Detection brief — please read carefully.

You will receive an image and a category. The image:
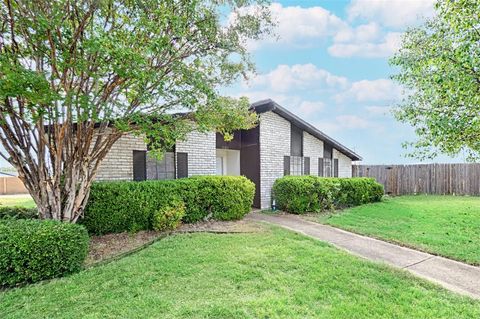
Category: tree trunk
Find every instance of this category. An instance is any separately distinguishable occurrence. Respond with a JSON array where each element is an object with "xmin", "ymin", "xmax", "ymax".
[{"xmin": 4, "ymin": 122, "xmax": 123, "ymax": 222}]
